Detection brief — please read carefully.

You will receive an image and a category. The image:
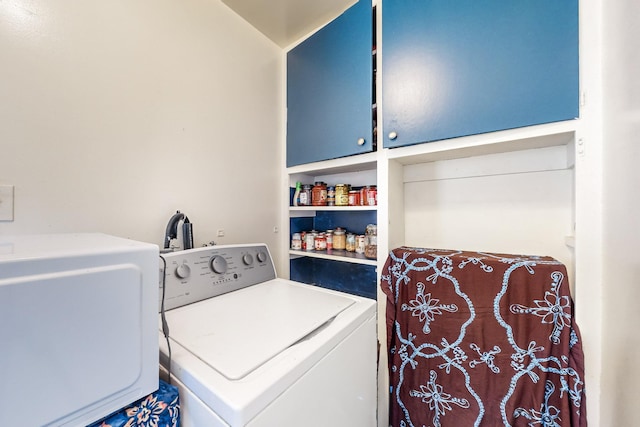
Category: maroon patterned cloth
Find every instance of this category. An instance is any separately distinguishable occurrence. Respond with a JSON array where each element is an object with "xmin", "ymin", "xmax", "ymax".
[{"xmin": 381, "ymin": 247, "xmax": 586, "ymax": 426}]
